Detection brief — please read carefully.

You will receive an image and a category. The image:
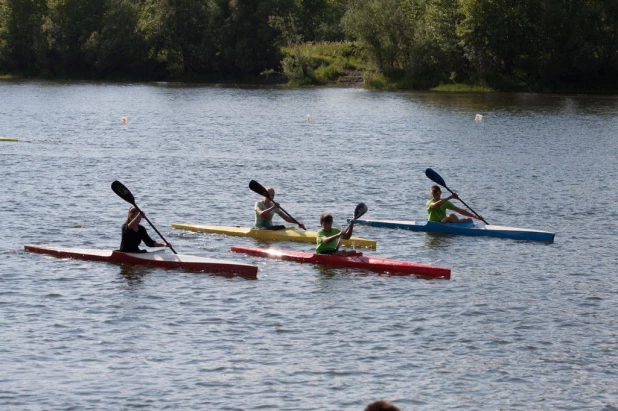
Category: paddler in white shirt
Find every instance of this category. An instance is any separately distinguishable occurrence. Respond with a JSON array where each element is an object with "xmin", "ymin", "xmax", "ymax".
[{"xmin": 254, "ymin": 187, "xmax": 305, "ymax": 230}]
